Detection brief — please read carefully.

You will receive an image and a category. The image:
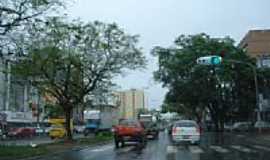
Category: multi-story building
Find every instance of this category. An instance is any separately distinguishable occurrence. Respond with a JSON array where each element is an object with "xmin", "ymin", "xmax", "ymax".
[
  {"xmin": 239, "ymin": 29, "xmax": 270, "ymax": 121},
  {"xmin": 0, "ymin": 55, "xmax": 44, "ymax": 126},
  {"xmin": 117, "ymin": 89, "xmax": 147, "ymax": 119}
]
